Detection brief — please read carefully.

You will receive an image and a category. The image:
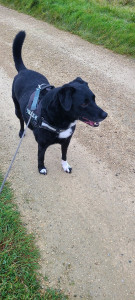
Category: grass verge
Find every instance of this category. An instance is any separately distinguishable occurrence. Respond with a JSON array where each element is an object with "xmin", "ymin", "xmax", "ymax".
[
  {"xmin": 0, "ymin": 0, "xmax": 135, "ymax": 57},
  {"xmin": 0, "ymin": 173, "xmax": 68, "ymax": 299}
]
